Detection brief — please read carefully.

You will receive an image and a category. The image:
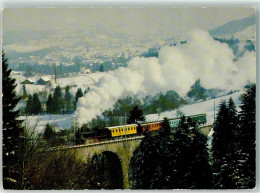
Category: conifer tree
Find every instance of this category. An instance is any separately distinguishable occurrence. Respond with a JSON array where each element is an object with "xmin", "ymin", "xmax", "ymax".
[
  {"xmin": 159, "ymin": 117, "xmax": 171, "ymax": 136},
  {"xmin": 228, "ymin": 98, "xmax": 239, "ymax": 144},
  {"xmin": 53, "ymin": 85, "xmax": 63, "ymax": 113},
  {"xmin": 132, "ymin": 130, "xmax": 159, "ymax": 189},
  {"xmin": 150, "ymin": 118, "xmax": 174, "ymax": 189},
  {"xmin": 212, "ymin": 101, "xmax": 230, "ymax": 167},
  {"xmin": 127, "ymin": 105, "xmax": 145, "ymax": 124},
  {"xmin": 22, "ymin": 84, "xmax": 28, "ymax": 99},
  {"xmin": 169, "ymin": 116, "xmax": 212, "ymax": 189},
  {"xmin": 46, "ymin": 93, "xmax": 55, "ymax": 114},
  {"xmin": 2, "ymin": 51, "xmax": 23, "ymax": 189},
  {"xmin": 99, "ymin": 63, "xmax": 104, "ymax": 72},
  {"xmin": 238, "ymin": 84, "xmax": 256, "ymax": 188},
  {"xmin": 169, "ymin": 116, "xmax": 193, "ymax": 188},
  {"xmin": 188, "ymin": 119, "xmax": 213, "ymax": 188},
  {"xmin": 32, "ymin": 93, "xmax": 42, "ymax": 114},
  {"xmin": 74, "ymin": 88, "xmax": 83, "ymax": 109},
  {"xmin": 64, "ymin": 85, "xmax": 72, "ymax": 113},
  {"xmin": 25, "ymin": 94, "xmax": 33, "ymax": 115},
  {"xmin": 43, "ymin": 123, "xmax": 55, "ymax": 141},
  {"xmin": 212, "ymin": 98, "xmax": 241, "ymax": 188}
]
